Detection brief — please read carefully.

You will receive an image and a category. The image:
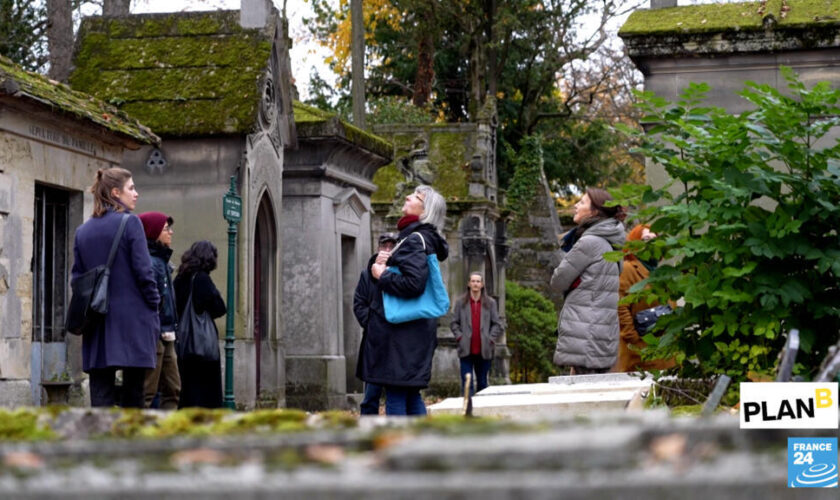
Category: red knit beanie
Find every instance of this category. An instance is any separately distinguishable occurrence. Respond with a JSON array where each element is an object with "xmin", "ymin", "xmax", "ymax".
[{"xmin": 138, "ymin": 211, "xmax": 173, "ymax": 241}]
